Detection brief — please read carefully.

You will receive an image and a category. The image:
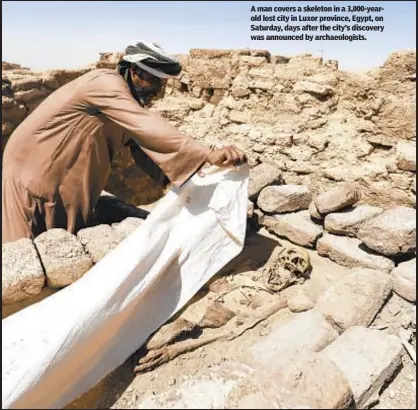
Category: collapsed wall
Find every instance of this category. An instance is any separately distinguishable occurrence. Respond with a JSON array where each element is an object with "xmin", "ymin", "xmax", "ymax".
[{"xmin": 2, "ymin": 49, "xmax": 416, "ymax": 208}]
